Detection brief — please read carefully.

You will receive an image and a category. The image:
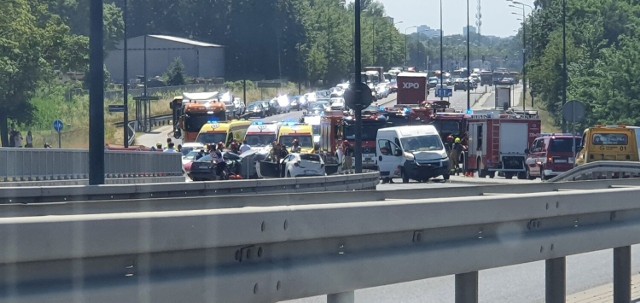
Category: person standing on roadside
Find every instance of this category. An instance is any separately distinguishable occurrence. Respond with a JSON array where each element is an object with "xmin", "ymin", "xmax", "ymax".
[
  {"xmin": 25, "ymin": 131, "xmax": 33, "ymax": 148},
  {"xmin": 14, "ymin": 130, "xmax": 23, "ymax": 148}
]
